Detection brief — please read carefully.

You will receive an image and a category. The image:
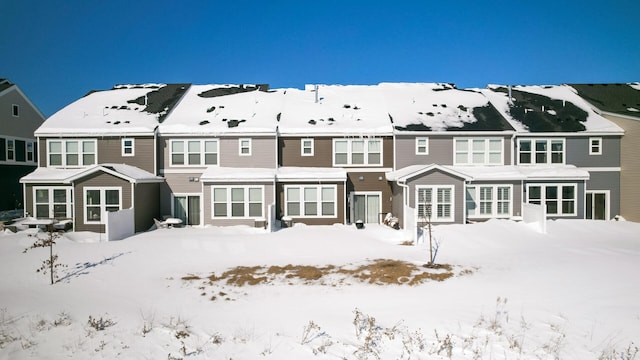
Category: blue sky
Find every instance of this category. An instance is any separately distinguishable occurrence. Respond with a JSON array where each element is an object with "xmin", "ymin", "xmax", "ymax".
[{"xmin": 2, "ymin": 0, "xmax": 639, "ymax": 117}]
